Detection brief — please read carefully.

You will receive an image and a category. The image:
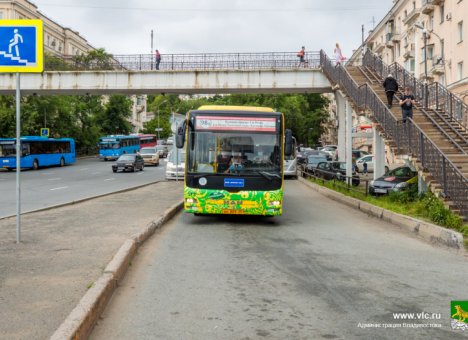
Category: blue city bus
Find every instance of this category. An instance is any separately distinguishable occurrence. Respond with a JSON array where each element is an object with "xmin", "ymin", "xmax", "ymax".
[
  {"xmin": 0, "ymin": 136, "xmax": 76, "ymax": 170},
  {"xmin": 98, "ymin": 135, "xmax": 140, "ymax": 160}
]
